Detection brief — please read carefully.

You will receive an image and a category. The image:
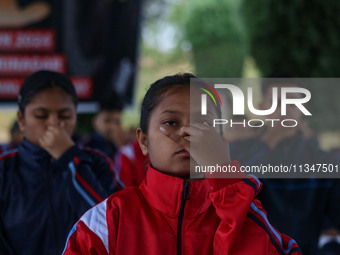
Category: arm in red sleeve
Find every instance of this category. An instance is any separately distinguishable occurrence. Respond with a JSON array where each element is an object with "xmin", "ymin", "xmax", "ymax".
[
  {"xmin": 207, "ymin": 161, "xmax": 302, "ymax": 255},
  {"xmin": 63, "ymin": 221, "xmax": 108, "ymax": 255},
  {"xmin": 63, "ymin": 198, "xmax": 114, "ymax": 255}
]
